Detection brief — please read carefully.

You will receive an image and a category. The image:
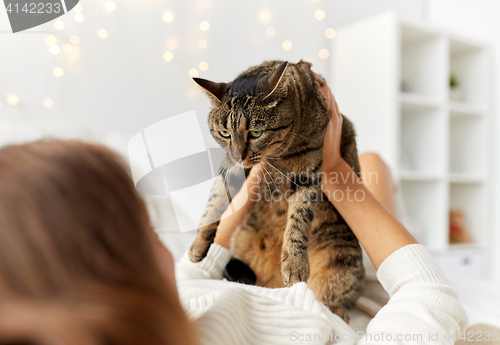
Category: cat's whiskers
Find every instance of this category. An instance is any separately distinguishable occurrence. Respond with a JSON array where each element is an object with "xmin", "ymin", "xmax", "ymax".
[
  {"xmin": 259, "ymin": 164, "xmax": 272, "ymax": 195},
  {"xmin": 261, "ymin": 163, "xmax": 284, "ymax": 210},
  {"xmin": 223, "ymin": 169, "xmax": 230, "ymax": 194},
  {"xmin": 258, "ymin": 164, "xmax": 273, "ymax": 209},
  {"xmin": 262, "ymin": 155, "xmax": 282, "ymax": 160},
  {"xmin": 261, "ymin": 164, "xmax": 279, "ymax": 191},
  {"xmin": 265, "ymin": 161, "xmax": 300, "ymax": 188}
]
